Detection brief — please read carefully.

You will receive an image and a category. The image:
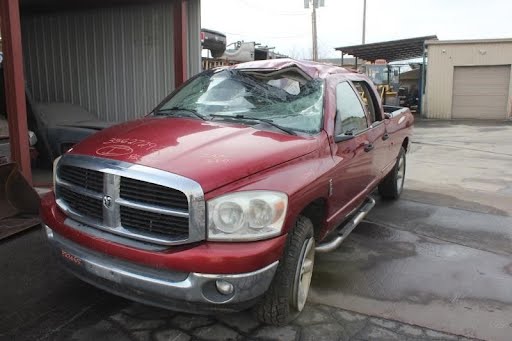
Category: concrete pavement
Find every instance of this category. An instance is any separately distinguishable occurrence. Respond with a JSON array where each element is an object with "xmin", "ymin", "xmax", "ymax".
[
  {"xmin": 310, "ymin": 214, "xmax": 512, "ymax": 341},
  {"xmin": 0, "ymin": 227, "xmax": 471, "ymax": 340},
  {"xmin": 405, "ymin": 119, "xmax": 512, "ymax": 215}
]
